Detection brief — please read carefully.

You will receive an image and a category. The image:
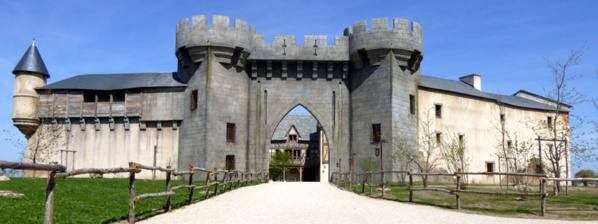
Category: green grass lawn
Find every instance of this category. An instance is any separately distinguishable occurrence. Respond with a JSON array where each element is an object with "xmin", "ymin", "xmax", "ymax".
[
  {"xmin": 0, "ymin": 177, "xmax": 253, "ymax": 224},
  {"xmin": 340, "ymin": 181, "xmax": 598, "ymax": 220}
]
